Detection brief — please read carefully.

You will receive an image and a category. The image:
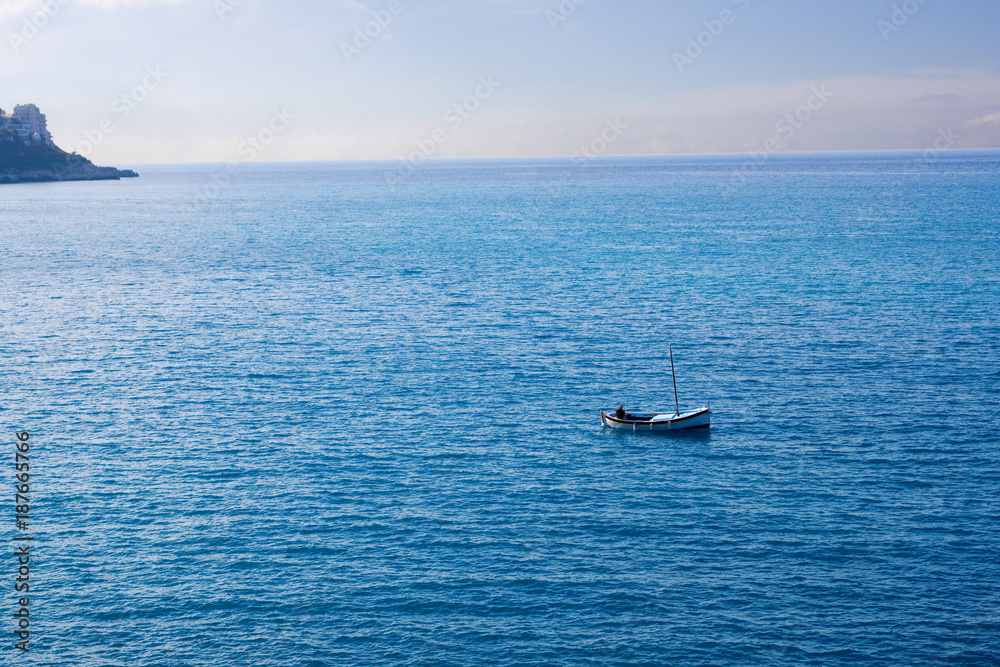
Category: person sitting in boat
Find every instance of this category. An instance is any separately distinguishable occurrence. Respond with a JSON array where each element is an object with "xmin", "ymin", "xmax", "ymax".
[{"xmin": 615, "ymin": 404, "xmax": 626, "ymax": 419}]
